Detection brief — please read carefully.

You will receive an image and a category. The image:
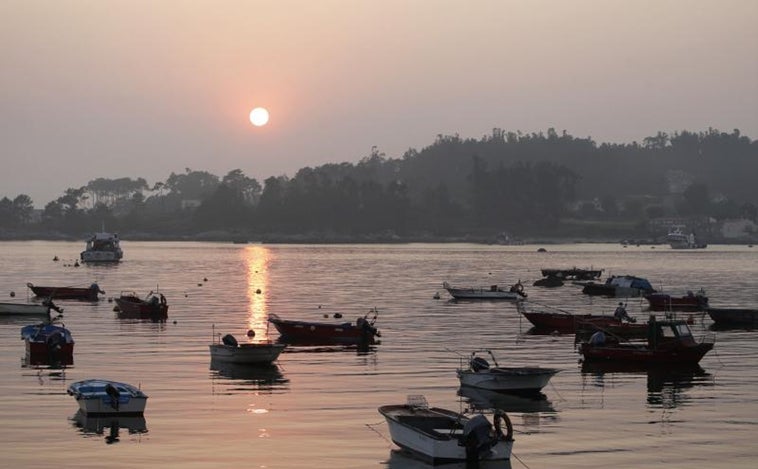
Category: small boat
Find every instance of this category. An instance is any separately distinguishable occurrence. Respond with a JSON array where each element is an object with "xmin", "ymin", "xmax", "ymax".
[
  {"xmin": 0, "ymin": 299, "xmax": 62, "ymax": 317},
  {"xmin": 268, "ymin": 308, "xmax": 381, "ymax": 344},
  {"xmin": 540, "ymin": 268, "xmax": 603, "ymax": 281},
  {"xmin": 517, "ymin": 302, "xmax": 623, "ymax": 333},
  {"xmin": 443, "ymin": 281, "xmax": 527, "ymax": 300},
  {"xmin": 27, "ymin": 282, "xmax": 104, "ymax": 301},
  {"xmin": 20, "ymin": 320, "xmax": 74, "ymax": 367},
  {"xmin": 667, "ymin": 226, "xmax": 707, "ymax": 249},
  {"xmin": 456, "ymin": 350, "xmax": 560, "ymax": 394},
  {"xmin": 114, "ymin": 290, "xmax": 168, "ymax": 321},
  {"xmin": 67, "ymin": 379, "xmax": 148, "ymax": 415},
  {"xmin": 378, "ymin": 395, "xmax": 513, "ymax": 464},
  {"xmin": 578, "ymin": 315, "xmax": 715, "ymax": 366},
  {"xmin": 706, "ymin": 307, "xmax": 758, "ymax": 326},
  {"xmin": 581, "ymin": 275, "xmax": 656, "ymax": 297},
  {"xmin": 80, "ymin": 230, "xmax": 123, "ymax": 263},
  {"xmin": 645, "ymin": 290, "xmax": 708, "ymax": 311},
  {"xmin": 209, "ymin": 332, "xmax": 286, "ymax": 365}
]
